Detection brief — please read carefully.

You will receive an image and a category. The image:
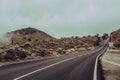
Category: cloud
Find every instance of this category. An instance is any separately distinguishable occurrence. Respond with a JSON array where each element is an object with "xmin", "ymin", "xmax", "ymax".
[
  {"xmin": 46, "ymin": 15, "xmax": 62, "ymax": 25},
  {"xmin": 33, "ymin": 0, "xmax": 58, "ymax": 6},
  {"xmin": 0, "ymin": 34, "xmax": 10, "ymax": 44},
  {"xmin": 0, "ymin": 0, "xmax": 120, "ymax": 38}
]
